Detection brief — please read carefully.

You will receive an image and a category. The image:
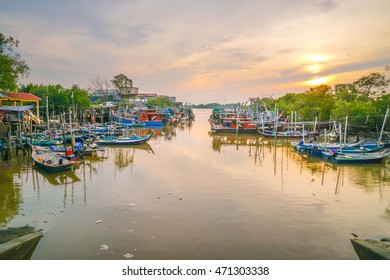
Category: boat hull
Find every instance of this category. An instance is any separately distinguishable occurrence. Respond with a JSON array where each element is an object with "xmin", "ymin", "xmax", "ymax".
[
  {"xmin": 96, "ymin": 134, "xmax": 153, "ymax": 145},
  {"xmin": 350, "ymin": 238, "xmax": 390, "ymax": 260},
  {"xmin": 322, "ymin": 150, "xmax": 390, "ymax": 164},
  {"xmin": 31, "ymin": 150, "xmax": 79, "ymax": 173}
]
